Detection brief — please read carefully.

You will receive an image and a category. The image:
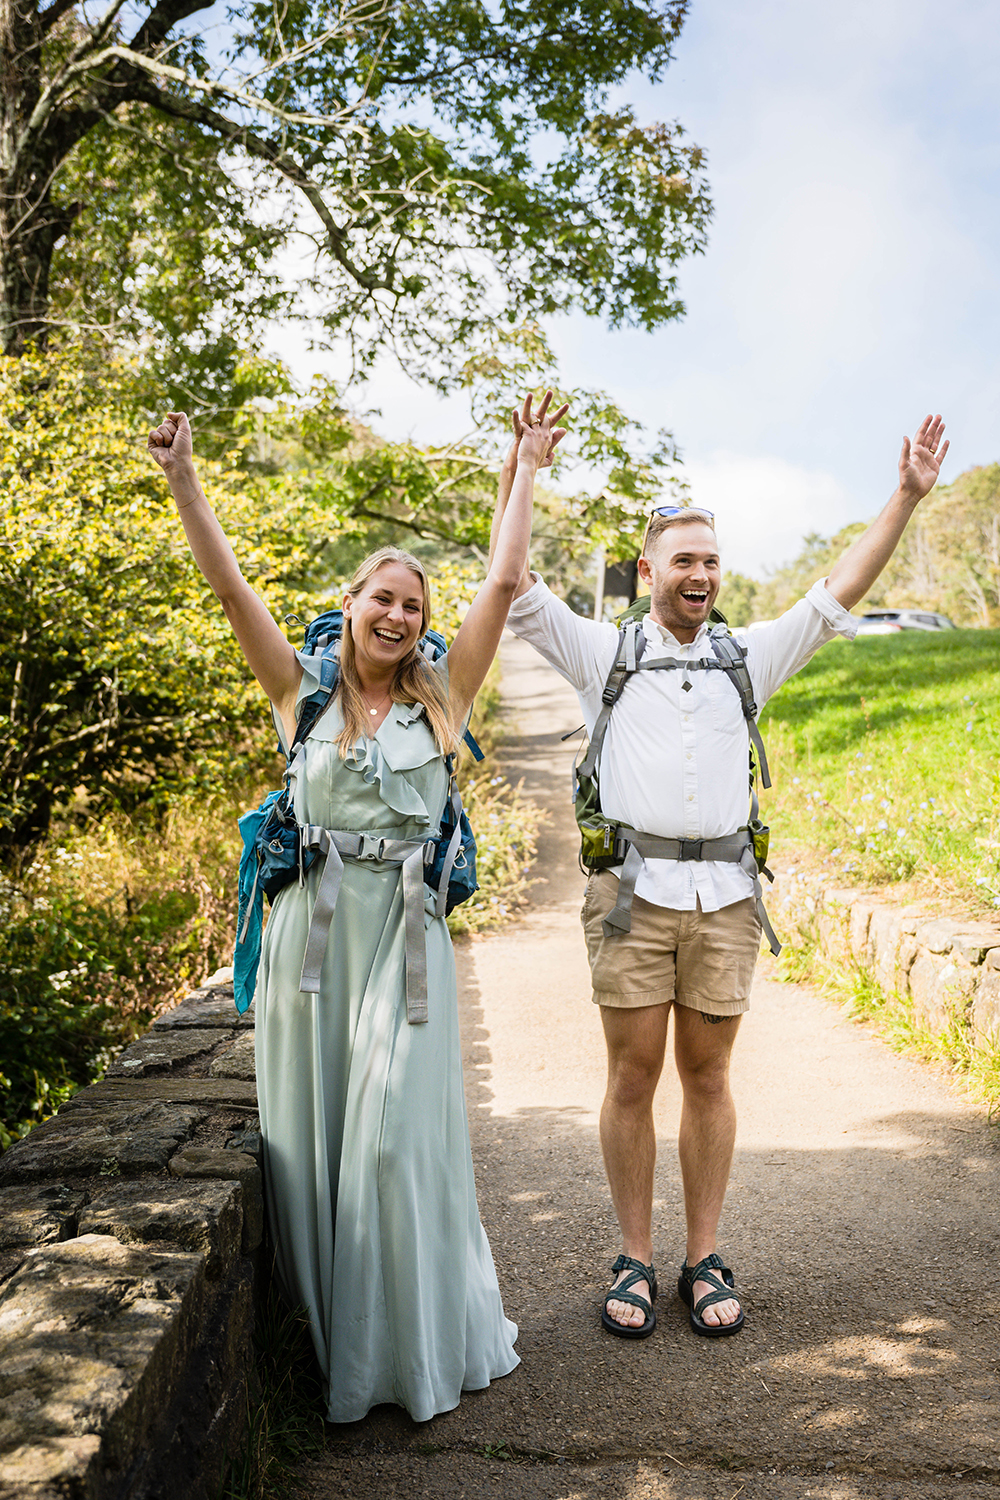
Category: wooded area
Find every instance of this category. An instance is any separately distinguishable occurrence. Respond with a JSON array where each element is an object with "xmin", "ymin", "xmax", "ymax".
[
  {"xmin": 720, "ymin": 462, "xmax": 1000, "ymax": 630},
  {"xmin": 1, "ymin": 0, "xmax": 715, "ymax": 1143}
]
